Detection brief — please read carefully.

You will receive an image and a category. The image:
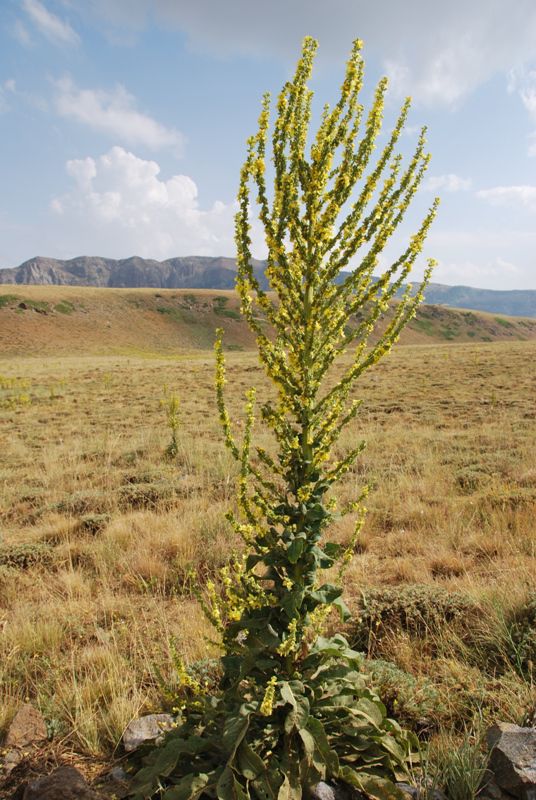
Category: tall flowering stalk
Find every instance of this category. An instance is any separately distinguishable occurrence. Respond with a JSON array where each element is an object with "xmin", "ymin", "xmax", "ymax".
[{"xmin": 131, "ymin": 37, "xmax": 438, "ymax": 800}]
